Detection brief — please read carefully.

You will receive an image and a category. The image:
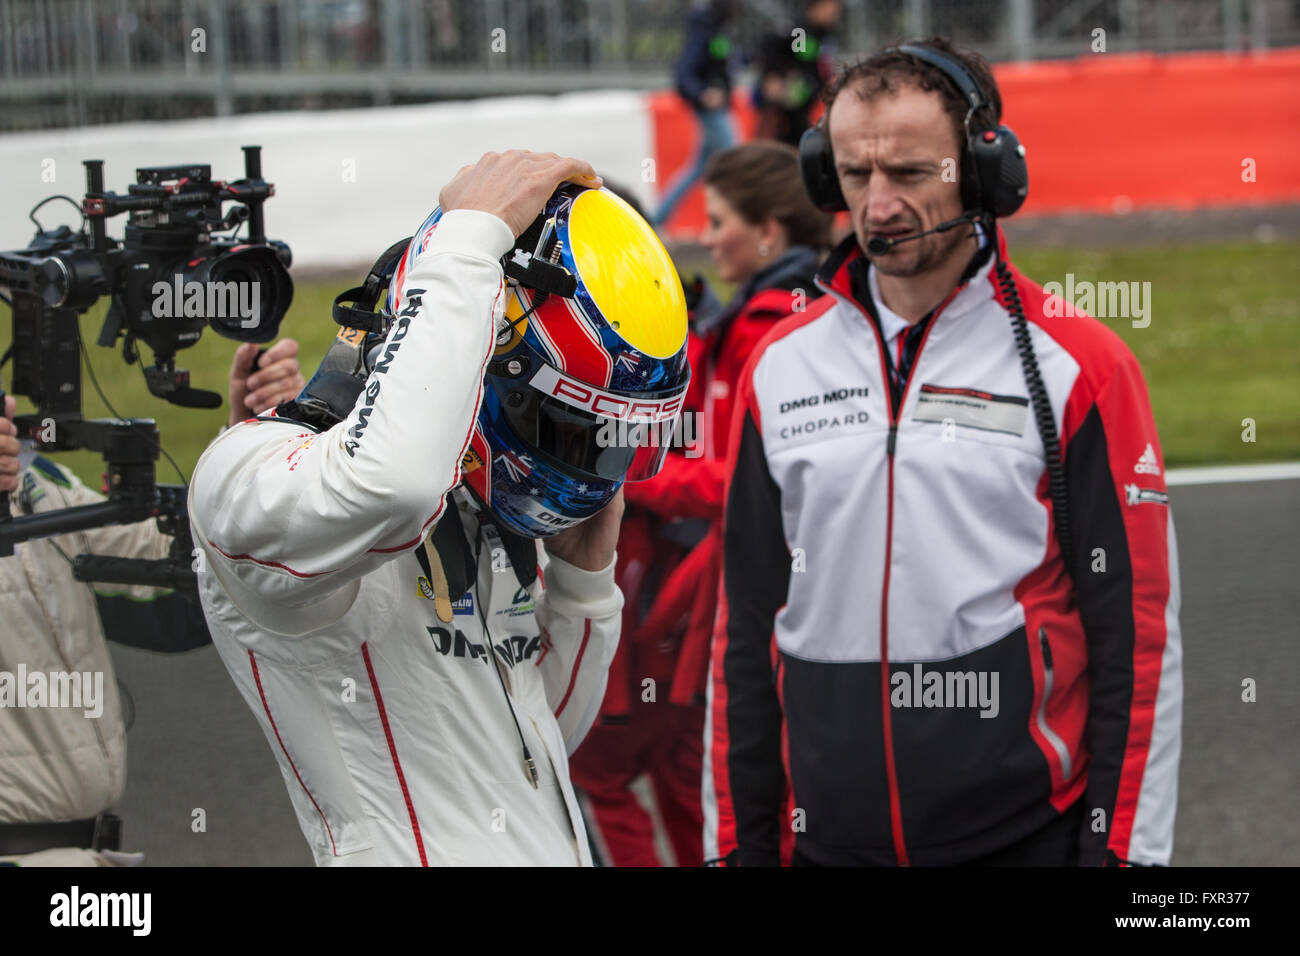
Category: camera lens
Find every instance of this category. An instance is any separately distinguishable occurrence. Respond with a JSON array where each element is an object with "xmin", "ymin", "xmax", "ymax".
[{"xmin": 188, "ymin": 245, "xmax": 294, "ymax": 343}]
